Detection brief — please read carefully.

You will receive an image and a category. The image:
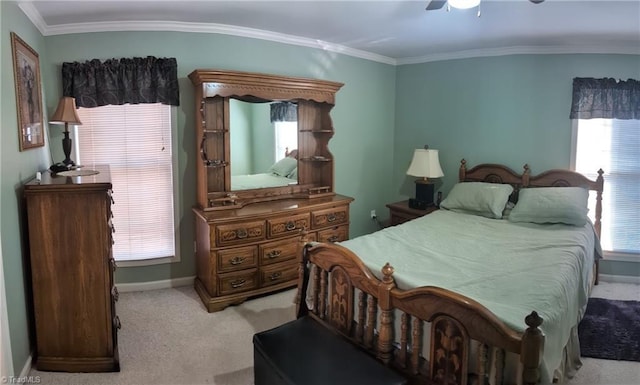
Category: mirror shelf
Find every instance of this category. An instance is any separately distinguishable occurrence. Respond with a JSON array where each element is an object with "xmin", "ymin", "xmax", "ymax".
[{"xmin": 189, "ymin": 69, "xmax": 344, "ymax": 210}]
